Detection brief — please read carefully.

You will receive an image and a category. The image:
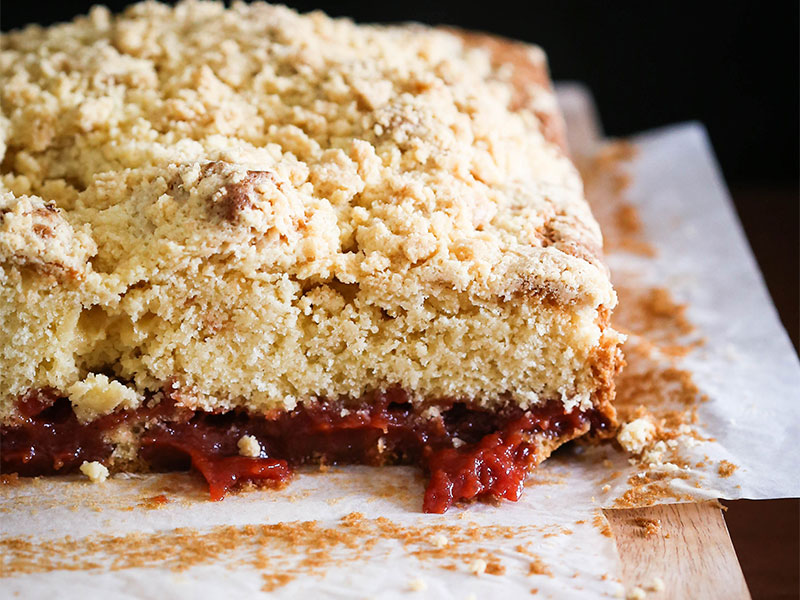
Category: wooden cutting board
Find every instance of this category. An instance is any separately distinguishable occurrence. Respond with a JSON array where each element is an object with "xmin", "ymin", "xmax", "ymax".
[{"xmin": 605, "ymin": 503, "xmax": 751, "ymax": 599}]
